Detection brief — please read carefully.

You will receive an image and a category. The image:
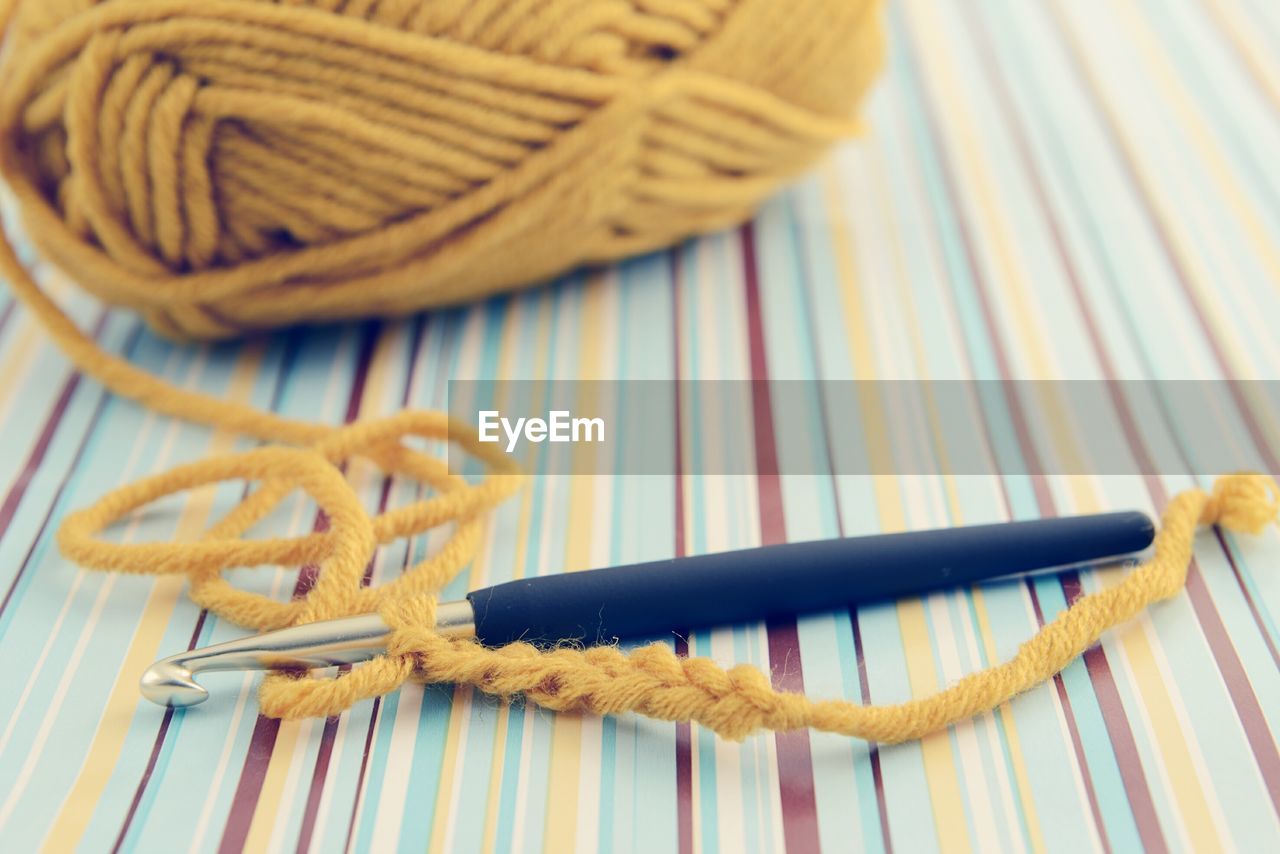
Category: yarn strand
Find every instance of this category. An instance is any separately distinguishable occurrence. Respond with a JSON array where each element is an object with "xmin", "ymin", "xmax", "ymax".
[
  {"xmin": 13, "ymin": 211, "xmax": 1280, "ymax": 736},
  {"xmin": 5, "ymin": 172, "xmax": 1280, "ymax": 739},
  {"xmin": 255, "ymin": 474, "xmax": 1279, "ymax": 739}
]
